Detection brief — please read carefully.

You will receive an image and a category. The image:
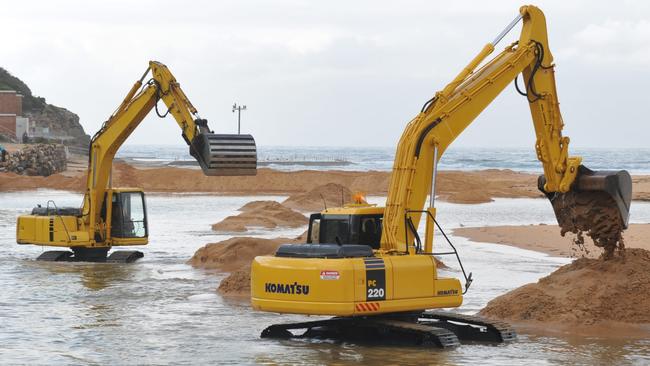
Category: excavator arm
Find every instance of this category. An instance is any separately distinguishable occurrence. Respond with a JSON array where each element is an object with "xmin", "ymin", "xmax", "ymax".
[
  {"xmin": 83, "ymin": 61, "xmax": 257, "ymax": 240},
  {"xmin": 381, "ymin": 6, "xmax": 631, "ymax": 253}
]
